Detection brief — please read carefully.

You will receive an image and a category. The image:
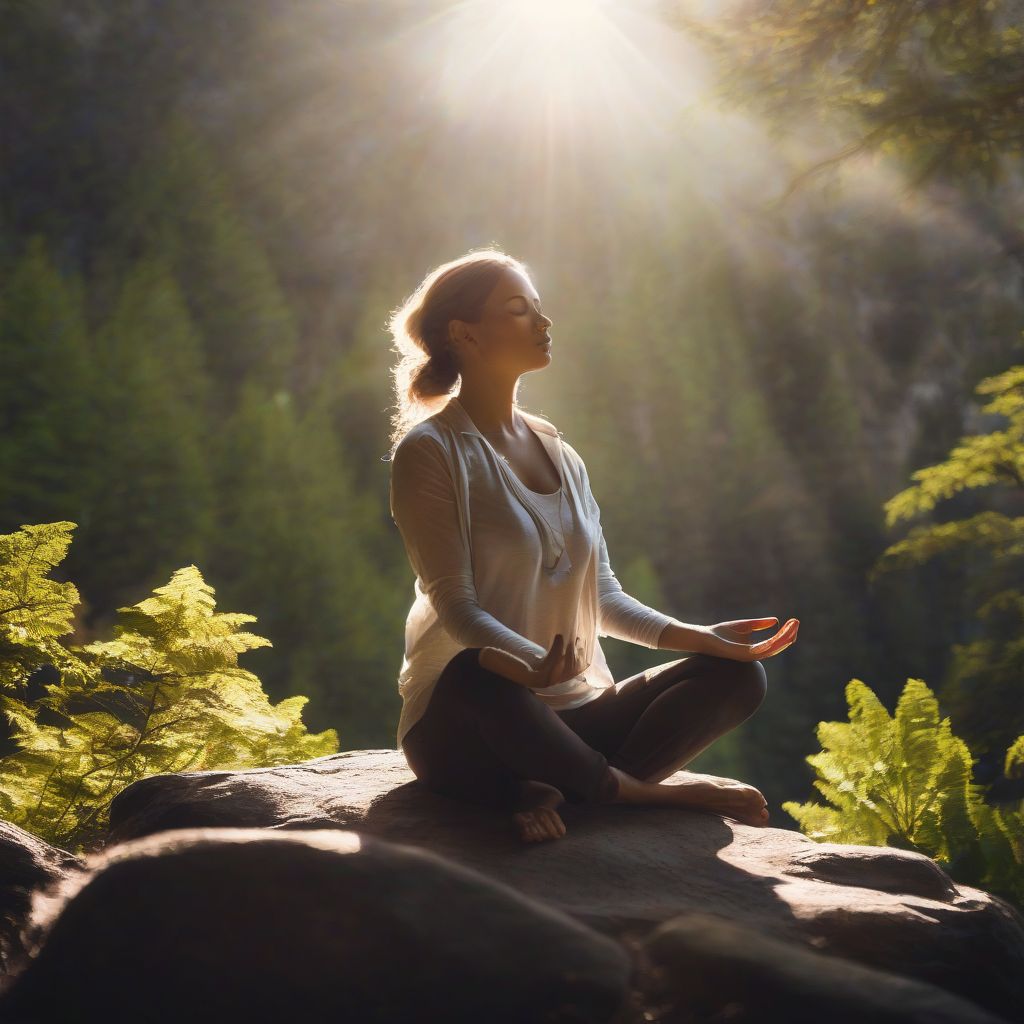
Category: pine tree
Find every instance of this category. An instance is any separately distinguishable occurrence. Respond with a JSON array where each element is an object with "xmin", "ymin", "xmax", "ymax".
[
  {"xmin": 99, "ymin": 111, "xmax": 298, "ymax": 403},
  {"xmin": 206, "ymin": 378, "xmax": 403, "ymax": 746},
  {"xmin": 79, "ymin": 254, "xmax": 216, "ymax": 613},
  {"xmin": 672, "ymin": 1, "xmax": 1024, "ymax": 197},
  {"xmin": 870, "ymin": 362, "xmax": 1024, "ymax": 760},
  {"xmin": 0, "ymin": 236, "xmax": 99, "ymax": 535}
]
